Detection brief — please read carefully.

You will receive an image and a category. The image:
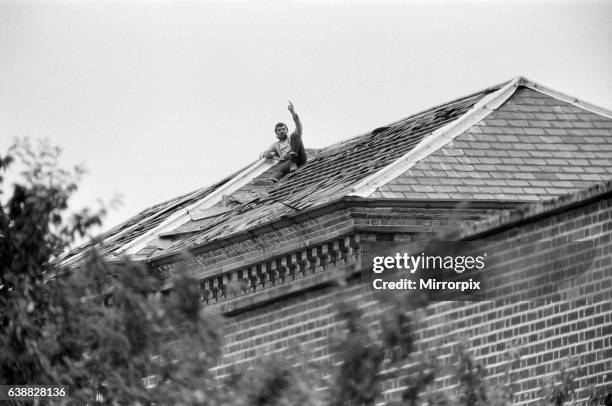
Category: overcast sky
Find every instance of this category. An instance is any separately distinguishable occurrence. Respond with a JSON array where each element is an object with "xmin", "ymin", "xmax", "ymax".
[{"xmin": 1, "ymin": 0, "xmax": 611, "ymax": 232}]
